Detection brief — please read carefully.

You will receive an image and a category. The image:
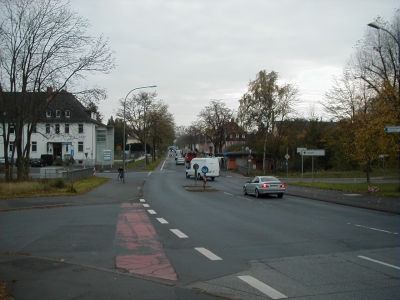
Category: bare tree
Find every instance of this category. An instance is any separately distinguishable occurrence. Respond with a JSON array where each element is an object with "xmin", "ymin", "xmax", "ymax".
[
  {"xmin": 197, "ymin": 100, "xmax": 234, "ymax": 154},
  {"xmin": 0, "ymin": 0, "xmax": 115, "ymax": 181}
]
